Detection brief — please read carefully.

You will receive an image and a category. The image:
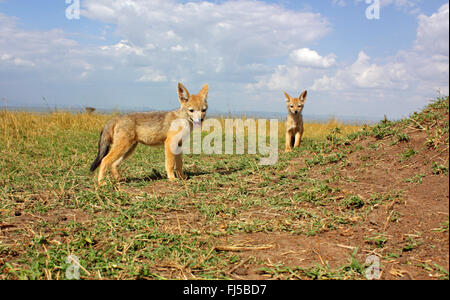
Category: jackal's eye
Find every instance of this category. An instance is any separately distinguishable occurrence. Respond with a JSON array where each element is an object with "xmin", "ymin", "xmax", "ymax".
[
  {"xmin": 201, "ymin": 108, "xmax": 207, "ymax": 113},
  {"xmin": 188, "ymin": 108, "xmax": 194, "ymax": 113},
  {"xmin": 290, "ymin": 105, "xmax": 294, "ymax": 108}
]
